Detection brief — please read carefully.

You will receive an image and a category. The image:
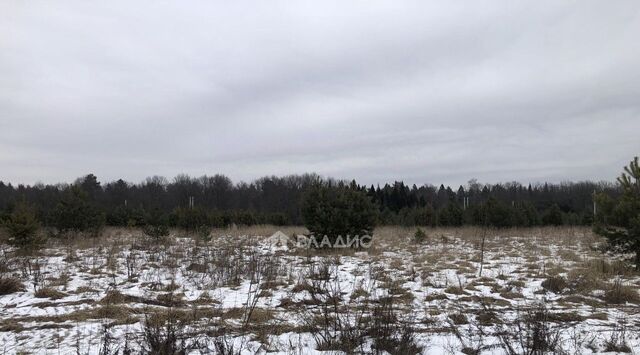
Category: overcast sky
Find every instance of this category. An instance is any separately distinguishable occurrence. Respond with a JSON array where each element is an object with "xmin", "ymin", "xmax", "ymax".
[{"xmin": 1, "ymin": 1, "xmax": 639, "ymax": 187}]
